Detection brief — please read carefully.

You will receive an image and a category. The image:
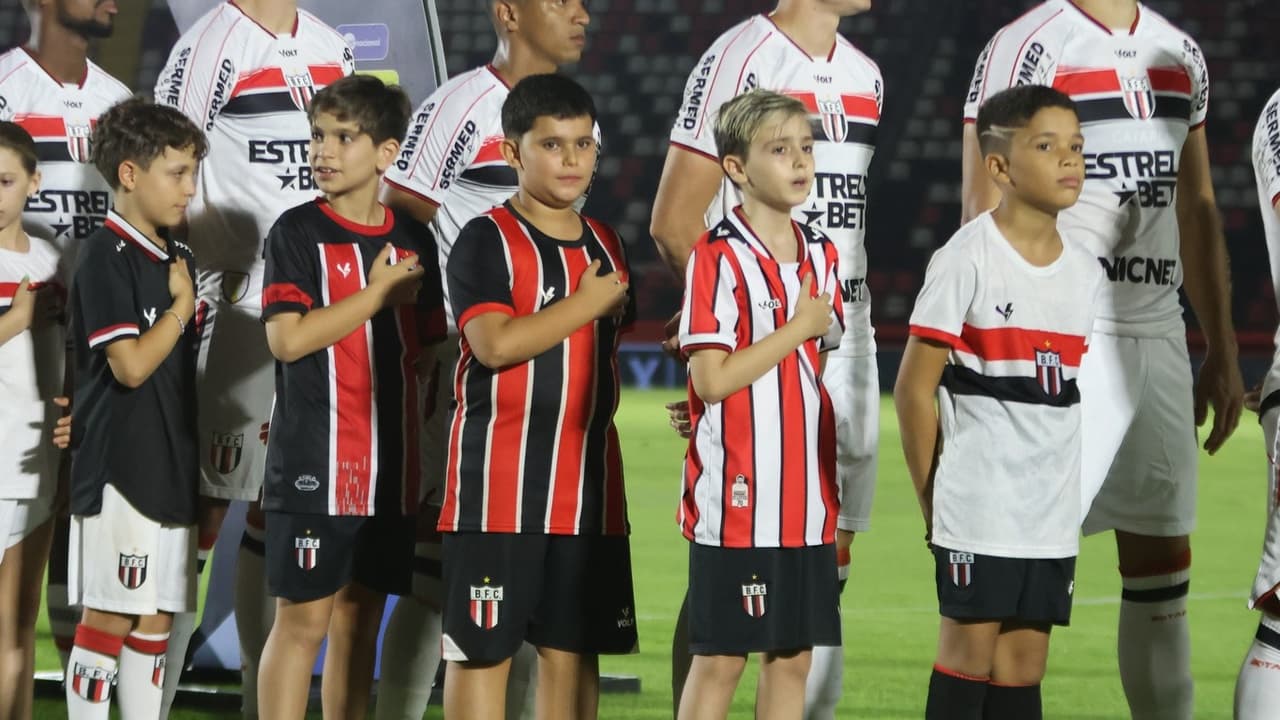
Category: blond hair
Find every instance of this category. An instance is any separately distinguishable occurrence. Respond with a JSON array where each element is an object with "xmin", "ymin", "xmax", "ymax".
[{"xmin": 713, "ymin": 89, "xmax": 808, "ymax": 162}]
